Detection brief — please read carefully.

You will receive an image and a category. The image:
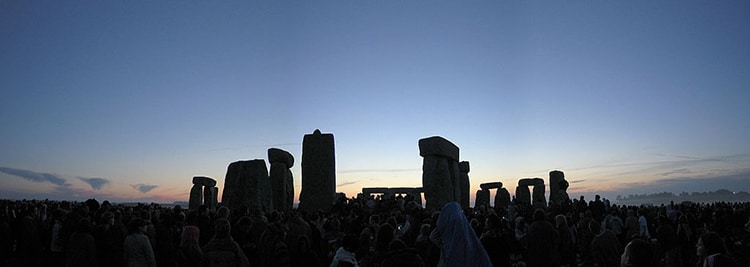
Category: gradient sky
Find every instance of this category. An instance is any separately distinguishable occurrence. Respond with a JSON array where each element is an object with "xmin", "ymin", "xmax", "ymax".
[{"xmin": 2, "ymin": 1, "xmax": 749, "ymax": 204}]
